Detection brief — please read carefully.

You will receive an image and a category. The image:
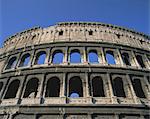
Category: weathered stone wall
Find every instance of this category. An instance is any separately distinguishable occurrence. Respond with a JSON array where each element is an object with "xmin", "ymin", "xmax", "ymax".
[{"xmin": 0, "ymin": 22, "xmax": 149, "ymax": 119}]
